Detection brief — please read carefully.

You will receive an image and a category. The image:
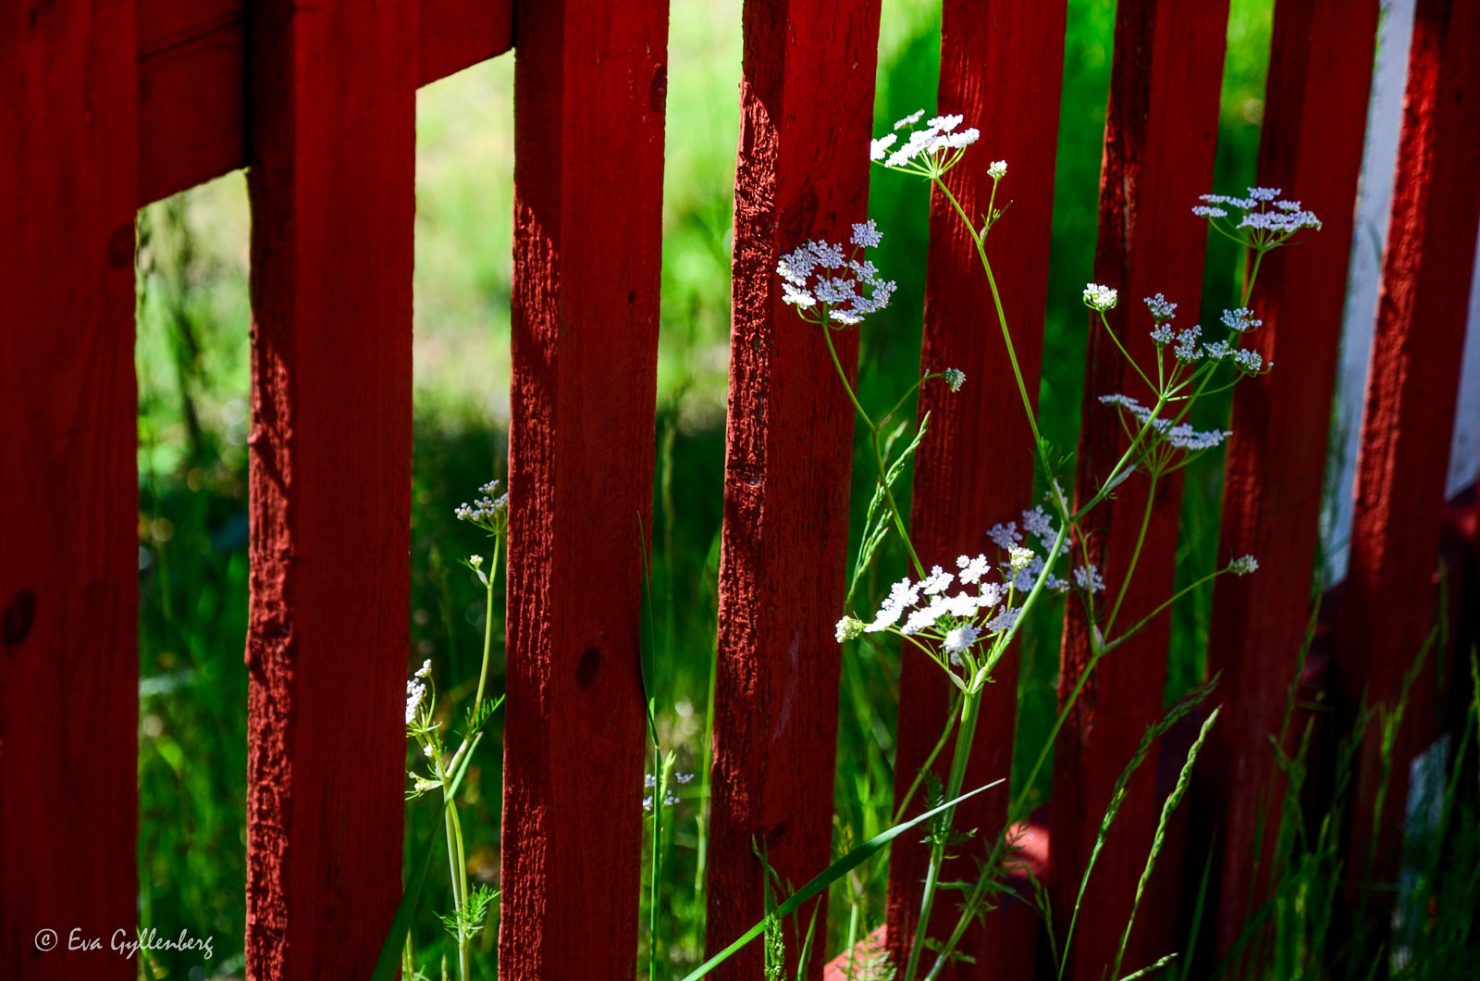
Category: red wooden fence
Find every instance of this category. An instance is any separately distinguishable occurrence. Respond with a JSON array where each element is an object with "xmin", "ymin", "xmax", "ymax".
[{"xmin": 3, "ymin": 1, "xmax": 1478, "ymax": 980}]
